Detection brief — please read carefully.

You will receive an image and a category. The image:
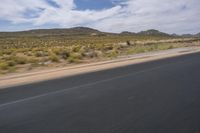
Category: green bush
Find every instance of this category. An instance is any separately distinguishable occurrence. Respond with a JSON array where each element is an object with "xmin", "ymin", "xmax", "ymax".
[
  {"xmin": 68, "ymin": 53, "xmax": 82, "ymax": 63},
  {"xmin": 0, "ymin": 62, "xmax": 9, "ymax": 70},
  {"xmin": 72, "ymin": 45, "xmax": 82, "ymax": 52}
]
